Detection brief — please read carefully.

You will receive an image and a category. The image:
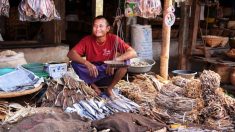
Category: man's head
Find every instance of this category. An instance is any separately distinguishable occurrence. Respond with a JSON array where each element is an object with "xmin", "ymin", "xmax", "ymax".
[{"xmin": 92, "ymin": 15, "xmax": 110, "ymax": 38}]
